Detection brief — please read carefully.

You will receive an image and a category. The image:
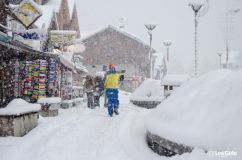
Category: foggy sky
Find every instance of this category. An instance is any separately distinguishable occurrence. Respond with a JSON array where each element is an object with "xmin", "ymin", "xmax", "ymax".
[{"xmin": 76, "ymin": 0, "xmax": 242, "ymax": 75}]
